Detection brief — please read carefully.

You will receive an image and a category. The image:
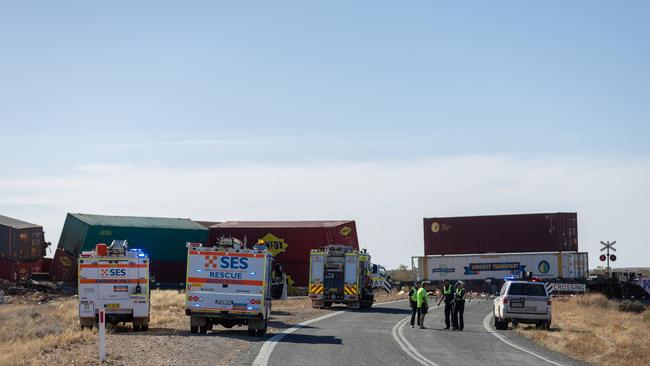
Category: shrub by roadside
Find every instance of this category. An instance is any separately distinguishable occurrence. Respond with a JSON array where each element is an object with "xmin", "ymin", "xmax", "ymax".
[
  {"xmin": 516, "ymin": 293, "xmax": 650, "ymax": 366},
  {"xmin": 617, "ymin": 300, "xmax": 646, "ymax": 313}
]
